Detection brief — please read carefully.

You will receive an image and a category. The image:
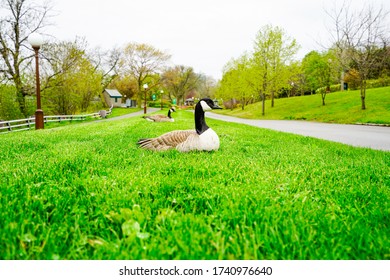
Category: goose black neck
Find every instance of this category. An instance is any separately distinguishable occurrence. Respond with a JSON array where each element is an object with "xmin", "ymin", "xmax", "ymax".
[
  {"xmin": 167, "ymin": 110, "xmax": 171, "ymax": 118},
  {"xmin": 195, "ymin": 103, "xmax": 209, "ymax": 135}
]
